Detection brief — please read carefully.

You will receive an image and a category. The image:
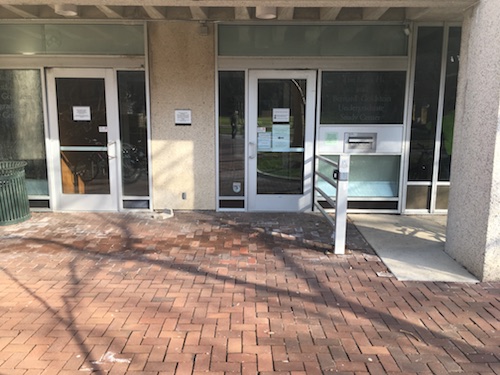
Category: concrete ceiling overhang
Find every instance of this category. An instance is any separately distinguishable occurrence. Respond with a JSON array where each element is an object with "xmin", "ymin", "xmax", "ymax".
[{"xmin": 0, "ymin": 0, "xmax": 478, "ymax": 21}]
